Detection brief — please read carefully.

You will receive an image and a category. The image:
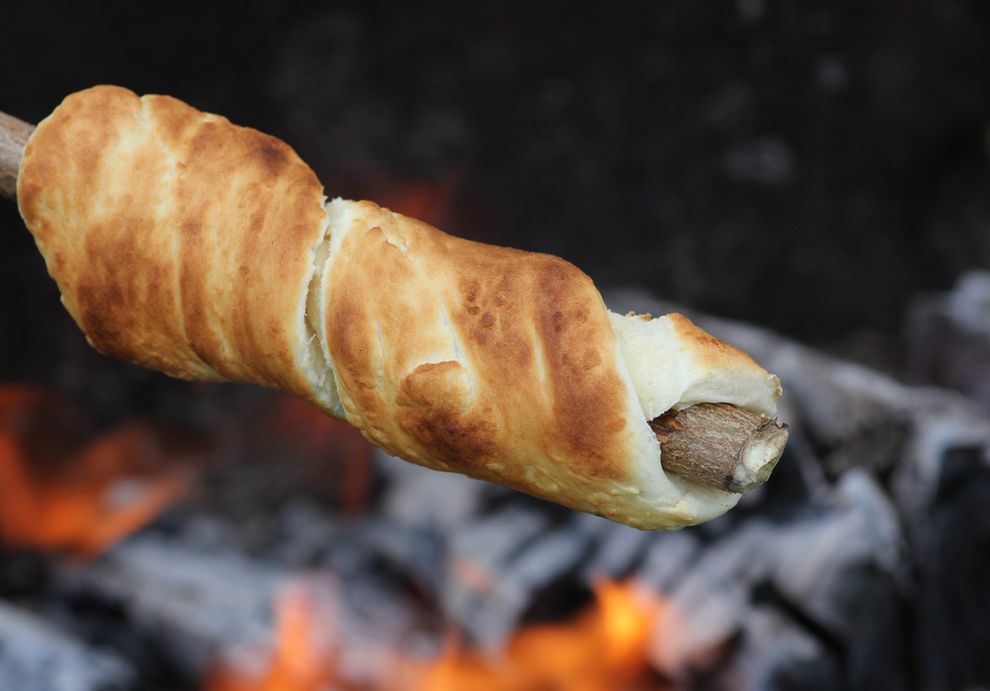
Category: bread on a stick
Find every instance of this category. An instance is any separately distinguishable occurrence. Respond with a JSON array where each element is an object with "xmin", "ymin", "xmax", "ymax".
[{"xmin": 16, "ymin": 86, "xmax": 783, "ymax": 530}]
